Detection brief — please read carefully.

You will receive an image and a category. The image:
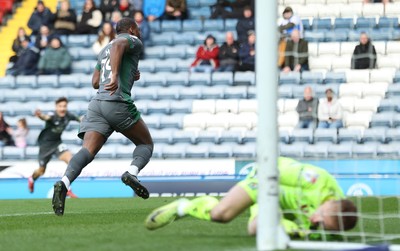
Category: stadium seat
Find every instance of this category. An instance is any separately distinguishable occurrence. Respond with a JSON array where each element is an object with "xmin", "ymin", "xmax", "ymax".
[
  {"xmin": 242, "ymin": 130, "xmax": 256, "ymax": 143},
  {"xmin": 346, "ymin": 70, "xmax": 370, "ymax": 83},
  {"xmin": 139, "ymin": 60, "xmax": 156, "ymax": 73},
  {"xmin": 238, "ymin": 99, "xmax": 257, "ymax": 113},
  {"xmin": 362, "ymin": 127, "xmax": 387, "ymax": 143},
  {"xmin": 107, "ymin": 132, "xmax": 128, "ymax": 145},
  {"xmin": 211, "ymin": 72, "xmax": 233, "ymax": 86},
  {"xmin": 325, "ymin": 29, "xmax": 348, "ymax": 42},
  {"xmin": 301, "ymin": 71, "xmax": 324, "ymax": 84},
  {"xmin": 171, "ymin": 130, "xmax": 196, "ymax": 144},
  {"xmin": 312, "ymin": 18, "xmax": 332, "ymax": 31},
  {"xmin": 344, "ymin": 112, "xmax": 371, "ymax": 129},
  {"xmin": 15, "ymin": 75, "xmax": 37, "ymax": 89},
  {"xmin": 78, "ymin": 74, "xmax": 92, "ymax": 87},
  {"xmin": 2, "ymin": 146, "xmax": 25, "ymax": 160},
  {"xmin": 370, "ymin": 112, "xmax": 394, "ymax": 128},
  {"xmin": 351, "ymin": 142, "xmax": 377, "ymax": 157},
  {"xmin": 148, "ymin": 20, "xmax": 161, "ymax": 33},
  {"xmin": 279, "ymin": 72, "xmax": 301, "ymax": 85},
  {"xmin": 71, "ymin": 60, "xmax": 94, "ymax": 74},
  {"xmin": 377, "ymin": 98, "xmax": 400, "ymax": 112},
  {"xmin": 154, "ymin": 59, "xmax": 177, "ymax": 72},
  {"xmin": 370, "ymin": 29, "xmax": 392, "ymax": 41},
  {"xmin": 370, "ymin": 69, "xmax": 394, "ymax": 84},
  {"xmin": 115, "ymin": 145, "xmax": 136, "ymax": 159},
  {"xmin": 189, "ymin": 72, "xmax": 211, "ymax": 86},
  {"xmin": 377, "ymin": 56, "xmax": 400, "ymax": 69},
  {"xmin": 147, "ymin": 100, "xmax": 171, "ymax": 114},
  {"xmin": 183, "ymin": 113, "xmax": 209, "ymax": 130},
  {"xmin": 377, "ymin": 142, "xmax": 400, "ymax": 157},
  {"xmin": 279, "ymin": 142, "xmax": 305, "ymax": 158},
  {"xmin": 161, "ymin": 144, "xmax": 187, "ymax": 158},
  {"xmin": 354, "ymin": 98, "xmax": 380, "ymax": 113},
  {"xmin": 67, "ymin": 35, "xmax": 89, "ymax": 47},
  {"xmin": 185, "ymin": 144, "xmax": 210, "ymax": 158},
  {"xmin": 219, "ymin": 130, "xmax": 243, "ymax": 144},
  {"xmin": 393, "ymin": 114, "xmax": 400, "ymax": 128},
  {"xmin": 315, "ymin": 84, "xmax": 339, "ymax": 98},
  {"xmin": 203, "ymin": 19, "xmax": 224, "ymax": 31},
  {"xmin": 231, "ymin": 112, "xmax": 257, "ymax": 130},
  {"xmin": 331, "ymin": 56, "xmax": 351, "ymax": 70},
  {"xmin": 340, "ymin": 42, "xmax": 359, "ymax": 56},
  {"xmin": 247, "ymin": 86, "xmax": 256, "ymax": 99},
  {"xmin": 232, "ymin": 143, "xmax": 256, "ymax": 158},
  {"xmin": 178, "ymin": 87, "xmax": 203, "ymax": 100},
  {"xmin": 278, "ymin": 112, "xmax": 299, "ymax": 130},
  {"xmin": 278, "ymin": 85, "xmax": 293, "ymax": 99},
  {"xmin": 224, "ymin": 19, "xmax": 238, "ymax": 31},
  {"xmin": 150, "ymin": 33, "xmax": 173, "ymax": 46},
  {"xmin": 309, "ymin": 57, "xmax": 332, "ymax": 71},
  {"xmin": 96, "ymin": 144, "xmax": 117, "ymax": 159},
  {"xmin": 208, "ymin": 144, "xmax": 233, "ymax": 158},
  {"xmin": 159, "ymin": 114, "xmax": 184, "ymax": 129},
  {"xmin": 157, "ymin": 86, "xmax": 181, "ymax": 100},
  {"xmin": 152, "ymin": 129, "xmax": 177, "ymax": 144},
  {"xmin": 325, "ymin": 72, "xmax": 346, "ymax": 84},
  {"xmin": 291, "ymin": 128, "xmax": 314, "ymax": 144},
  {"xmin": 384, "ymin": 2, "xmax": 400, "ymax": 17},
  {"xmin": 304, "ymin": 31, "xmax": 325, "ymax": 42},
  {"xmin": 308, "ymin": 42, "xmax": 318, "ymax": 57},
  {"xmin": 145, "ymin": 46, "xmax": 165, "ymax": 59},
  {"xmin": 362, "ymin": 83, "xmax": 387, "ymax": 99},
  {"xmin": 362, "ymin": 3, "xmax": 384, "ymax": 17},
  {"xmin": 182, "ymin": 19, "xmax": 203, "ymax": 32},
  {"xmin": 161, "ymin": 20, "xmax": 182, "ymax": 32},
  {"xmin": 327, "ymin": 142, "xmax": 353, "ymax": 158},
  {"xmin": 297, "ymin": 4, "xmax": 318, "ymax": 18},
  {"xmin": 279, "ymin": 129, "xmax": 290, "ymax": 144},
  {"xmin": 303, "ymin": 143, "xmax": 329, "ymax": 158},
  {"xmin": 197, "ymin": 130, "xmax": 219, "ymax": 143},
  {"xmin": 0, "ymin": 75, "xmax": 15, "ymax": 89},
  {"xmin": 215, "ymin": 99, "xmax": 239, "ymax": 114},
  {"xmin": 79, "ymin": 49, "xmax": 96, "ymax": 60},
  {"xmin": 233, "ymin": 71, "xmax": 255, "ymax": 86},
  {"xmin": 165, "ymin": 72, "xmax": 189, "ymax": 86},
  {"xmin": 164, "ymin": 46, "xmax": 187, "ymax": 59},
  {"xmin": 26, "ymin": 128, "xmax": 41, "ymax": 146},
  {"xmin": 37, "ymin": 75, "xmax": 58, "ymax": 88},
  {"xmin": 58, "ymin": 74, "xmax": 82, "ymax": 88},
  {"xmin": 25, "ymin": 146, "xmax": 39, "ymax": 159},
  {"xmin": 355, "ymin": 17, "xmax": 376, "ymax": 29},
  {"xmin": 141, "ymin": 115, "xmax": 160, "ymax": 129},
  {"xmin": 173, "ymin": 33, "xmax": 195, "ymax": 46},
  {"xmin": 339, "ymin": 84, "xmax": 364, "ymax": 98},
  {"xmin": 386, "ymin": 41, "xmax": 400, "ymax": 54},
  {"xmin": 201, "ymin": 86, "xmax": 225, "ymax": 99},
  {"xmin": 189, "ymin": 7, "xmax": 211, "ymax": 19},
  {"xmin": 144, "ymin": 73, "xmax": 167, "ymax": 87},
  {"xmin": 313, "ymin": 128, "xmax": 338, "ymax": 144},
  {"xmin": 224, "ymin": 86, "xmax": 248, "ymax": 99},
  {"xmin": 318, "ymin": 4, "xmax": 341, "ymax": 18},
  {"xmin": 387, "ymin": 84, "xmax": 400, "ymax": 97},
  {"xmin": 334, "ymin": 18, "xmax": 354, "ymax": 29},
  {"xmin": 386, "ymin": 128, "xmax": 400, "ymax": 142}
]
